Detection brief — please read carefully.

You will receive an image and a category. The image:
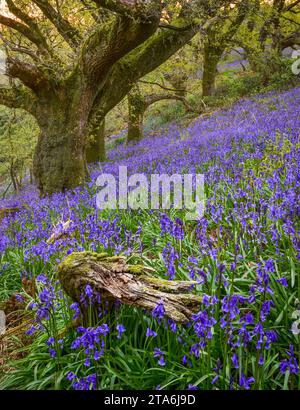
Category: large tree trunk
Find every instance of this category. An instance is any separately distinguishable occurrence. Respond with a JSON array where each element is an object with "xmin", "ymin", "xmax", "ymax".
[
  {"xmin": 86, "ymin": 118, "xmax": 106, "ymax": 164},
  {"xmin": 33, "ymin": 101, "xmax": 88, "ymax": 195},
  {"xmin": 127, "ymin": 86, "xmax": 146, "ymax": 144},
  {"xmin": 202, "ymin": 44, "xmax": 222, "ymax": 97},
  {"xmin": 33, "ymin": 127, "xmax": 86, "ymax": 195}
]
